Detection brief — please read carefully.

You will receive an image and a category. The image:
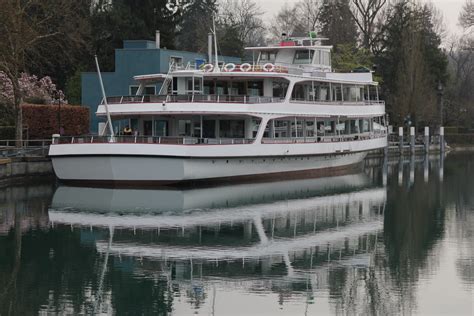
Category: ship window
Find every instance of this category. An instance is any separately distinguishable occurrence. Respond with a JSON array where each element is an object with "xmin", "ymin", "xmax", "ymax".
[
  {"xmin": 153, "ymin": 120, "xmax": 168, "ymax": 137},
  {"xmin": 321, "ymin": 51, "xmax": 330, "ymax": 66},
  {"xmin": 170, "ymin": 56, "xmax": 183, "ymax": 67},
  {"xmin": 247, "ymin": 81, "xmax": 263, "ymax": 96},
  {"xmin": 129, "ymin": 85, "xmax": 139, "ymax": 95},
  {"xmin": 314, "ymin": 50, "xmax": 321, "ymax": 64},
  {"xmin": 219, "ymin": 120, "xmax": 245, "ymax": 138},
  {"xmin": 178, "ymin": 120, "xmax": 192, "ymax": 136},
  {"xmin": 145, "ymin": 86, "xmax": 156, "ymax": 95},
  {"xmin": 264, "ymin": 120, "xmax": 288, "ymax": 138},
  {"xmin": 333, "ymin": 85, "xmax": 342, "ymax": 101},
  {"xmin": 294, "ymin": 50, "xmax": 314, "ymax": 64},
  {"xmin": 129, "ymin": 85, "xmax": 156, "ymax": 95},
  {"xmin": 292, "ymin": 81, "xmax": 329, "ymax": 101},
  {"xmin": 172, "ymin": 77, "xmax": 178, "ymax": 92},
  {"xmin": 186, "ymin": 78, "xmax": 202, "ymax": 93},
  {"xmin": 273, "ymin": 79, "xmax": 289, "ymax": 98},
  {"xmin": 260, "ymin": 51, "xmax": 277, "ymax": 62}
]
